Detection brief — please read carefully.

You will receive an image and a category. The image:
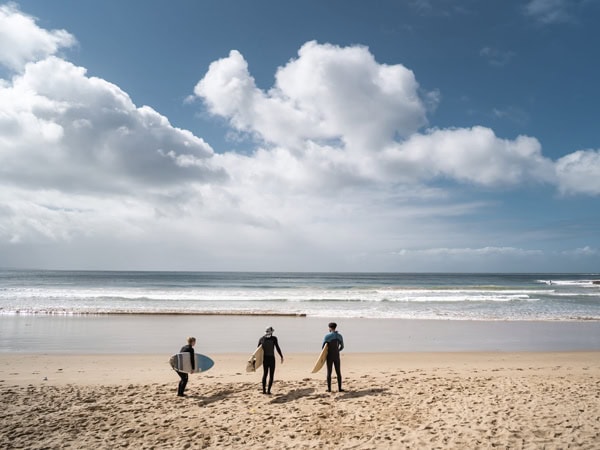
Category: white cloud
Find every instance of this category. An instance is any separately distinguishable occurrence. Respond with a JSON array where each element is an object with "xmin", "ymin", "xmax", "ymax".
[
  {"xmin": 561, "ymin": 246, "xmax": 599, "ymax": 256},
  {"xmin": 379, "ymin": 126, "xmax": 556, "ymax": 187},
  {"xmin": 480, "ymin": 46, "xmax": 515, "ymax": 67},
  {"xmin": 194, "ymin": 43, "xmax": 564, "ymax": 190},
  {"xmin": 0, "ymin": 5, "xmax": 227, "ymax": 258},
  {"xmin": 555, "ymin": 149, "xmax": 600, "ymax": 195},
  {"xmin": 393, "ymin": 247, "xmax": 544, "ymax": 257},
  {"xmin": 0, "ymin": 56, "xmax": 222, "ymax": 194},
  {"xmin": 492, "ymin": 106, "xmax": 530, "ymax": 126},
  {"xmin": 524, "ymin": 0, "xmax": 572, "ymax": 24},
  {"xmin": 0, "ymin": 3, "xmax": 76, "ymax": 71},
  {"xmin": 195, "ymin": 41, "xmax": 428, "ymax": 151},
  {"xmin": 0, "ymin": 188, "xmax": 154, "ymax": 244}
]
